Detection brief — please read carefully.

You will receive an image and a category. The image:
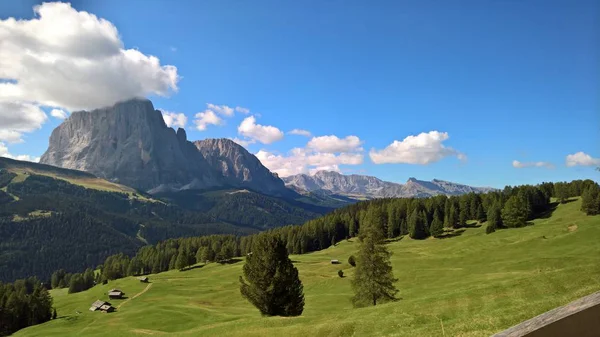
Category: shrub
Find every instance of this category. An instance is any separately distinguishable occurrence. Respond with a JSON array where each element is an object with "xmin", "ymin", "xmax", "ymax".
[
  {"xmin": 338, "ymin": 270, "xmax": 344, "ymax": 278},
  {"xmin": 348, "ymin": 255, "xmax": 356, "ymax": 267}
]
